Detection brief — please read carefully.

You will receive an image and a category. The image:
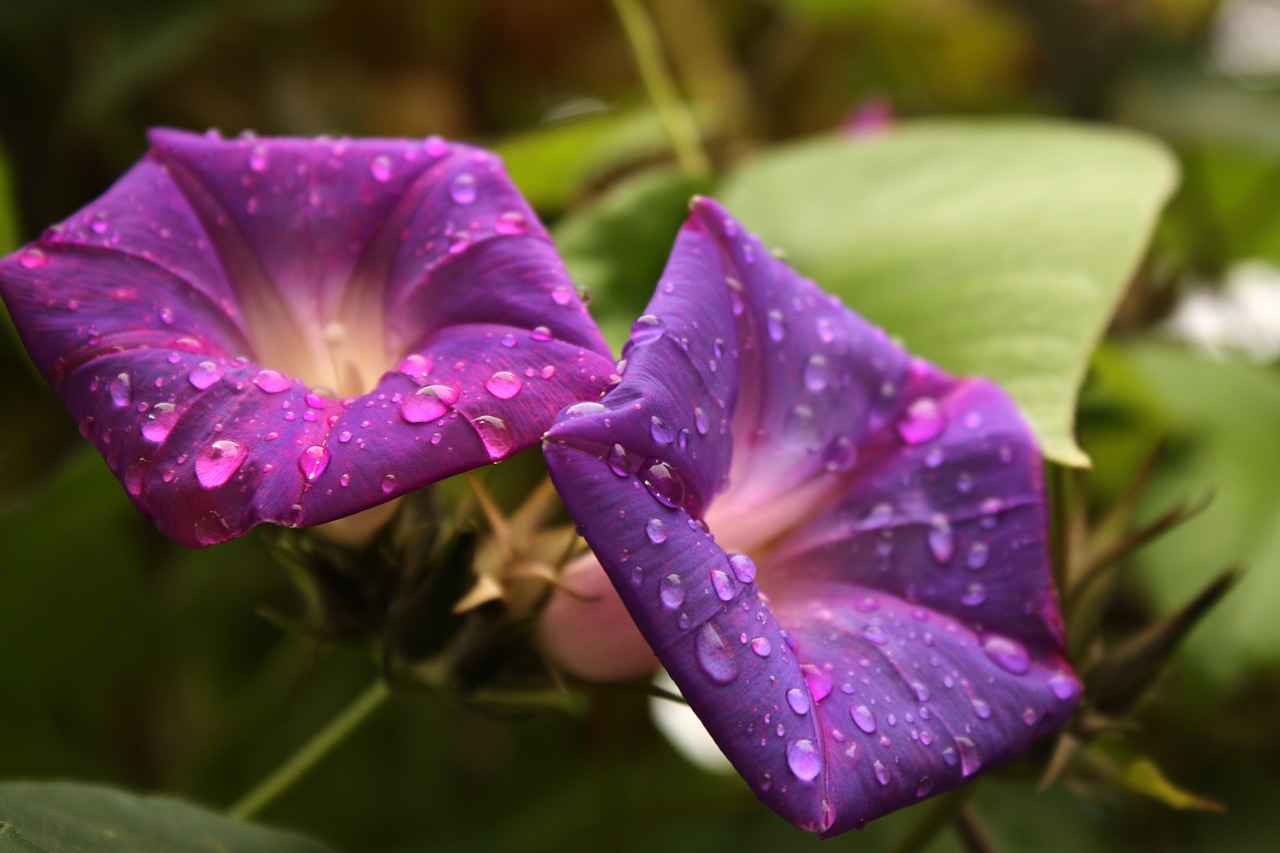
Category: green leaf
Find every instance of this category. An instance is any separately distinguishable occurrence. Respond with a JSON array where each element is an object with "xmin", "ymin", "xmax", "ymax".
[
  {"xmin": 719, "ymin": 120, "xmax": 1178, "ymax": 466},
  {"xmin": 0, "ymin": 143, "xmax": 16, "ymax": 254},
  {"xmin": 0, "ymin": 781, "xmax": 337, "ymax": 853},
  {"xmin": 1114, "ymin": 758, "xmax": 1225, "ymax": 813}
]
